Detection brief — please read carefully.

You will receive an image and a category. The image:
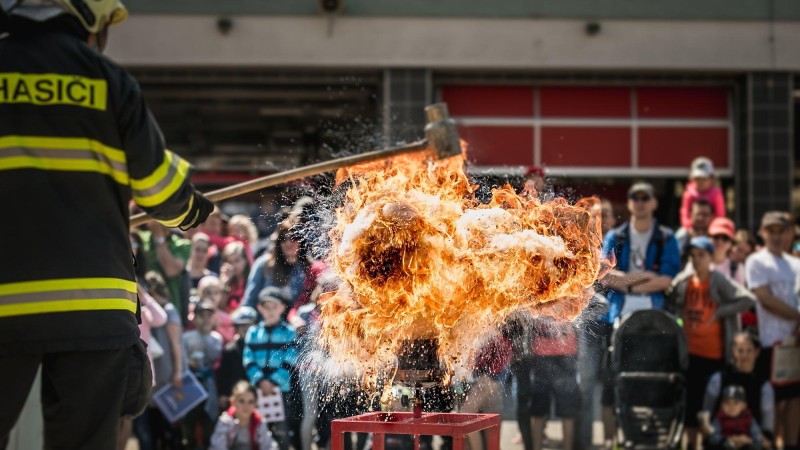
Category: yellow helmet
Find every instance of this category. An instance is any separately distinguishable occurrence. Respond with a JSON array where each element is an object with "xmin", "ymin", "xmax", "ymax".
[{"xmin": 57, "ymin": 0, "xmax": 127, "ymax": 33}]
